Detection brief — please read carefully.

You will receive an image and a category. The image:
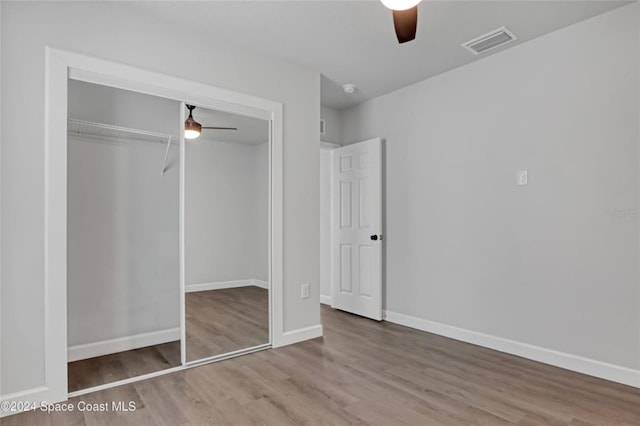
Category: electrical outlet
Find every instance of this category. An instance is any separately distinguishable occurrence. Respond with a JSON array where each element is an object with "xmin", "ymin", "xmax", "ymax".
[{"xmin": 301, "ymin": 283, "xmax": 310, "ymax": 299}]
